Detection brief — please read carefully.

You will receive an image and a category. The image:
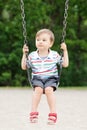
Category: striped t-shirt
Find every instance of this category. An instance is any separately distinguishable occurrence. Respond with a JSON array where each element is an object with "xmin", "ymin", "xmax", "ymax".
[{"xmin": 27, "ymin": 49, "xmax": 62, "ymax": 79}]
